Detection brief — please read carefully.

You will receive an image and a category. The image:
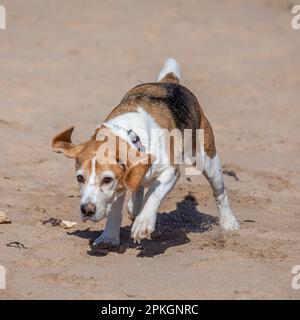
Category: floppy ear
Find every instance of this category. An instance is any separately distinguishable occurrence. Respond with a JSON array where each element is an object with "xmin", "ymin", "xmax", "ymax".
[
  {"xmin": 123, "ymin": 153, "xmax": 156, "ymax": 192},
  {"xmin": 51, "ymin": 126, "xmax": 85, "ymax": 158}
]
